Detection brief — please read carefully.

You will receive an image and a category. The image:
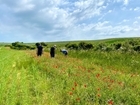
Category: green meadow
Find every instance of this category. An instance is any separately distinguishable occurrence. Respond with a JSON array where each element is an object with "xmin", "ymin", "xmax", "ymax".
[{"xmin": 0, "ymin": 38, "xmax": 140, "ymax": 105}]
